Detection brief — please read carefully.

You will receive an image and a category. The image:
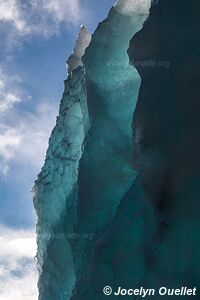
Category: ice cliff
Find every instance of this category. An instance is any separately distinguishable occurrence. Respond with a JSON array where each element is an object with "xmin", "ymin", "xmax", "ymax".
[
  {"xmin": 33, "ymin": 27, "xmax": 91, "ymax": 299},
  {"xmin": 34, "ymin": 0, "xmax": 200, "ymax": 299},
  {"xmin": 34, "ymin": 0, "xmax": 149, "ymax": 297}
]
